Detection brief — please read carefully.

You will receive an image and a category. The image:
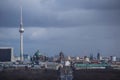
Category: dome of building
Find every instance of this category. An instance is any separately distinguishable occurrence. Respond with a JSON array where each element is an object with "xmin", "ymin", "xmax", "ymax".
[{"xmin": 34, "ymin": 50, "xmax": 42, "ymax": 57}]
